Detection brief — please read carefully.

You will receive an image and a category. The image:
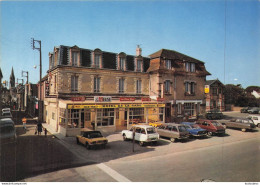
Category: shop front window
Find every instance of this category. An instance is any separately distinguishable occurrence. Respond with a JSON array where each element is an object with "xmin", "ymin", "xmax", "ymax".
[
  {"xmin": 96, "ymin": 108, "xmax": 114, "ymax": 127},
  {"xmin": 68, "ymin": 109, "xmax": 79, "ymax": 128},
  {"xmin": 184, "ymin": 103, "xmax": 195, "ymax": 116},
  {"xmin": 129, "ymin": 108, "xmax": 144, "ymax": 124}
]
